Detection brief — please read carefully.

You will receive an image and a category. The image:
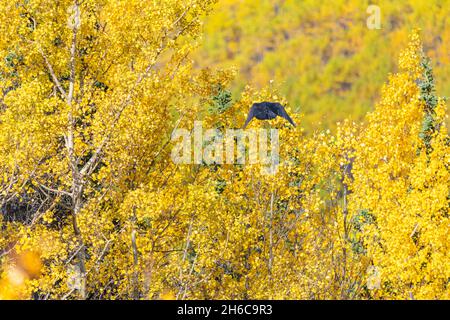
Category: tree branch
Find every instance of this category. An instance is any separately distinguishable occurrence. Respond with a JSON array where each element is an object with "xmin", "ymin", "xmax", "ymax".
[{"xmin": 38, "ymin": 47, "xmax": 68, "ymax": 100}]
